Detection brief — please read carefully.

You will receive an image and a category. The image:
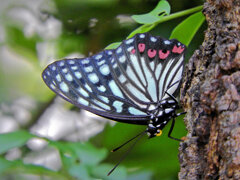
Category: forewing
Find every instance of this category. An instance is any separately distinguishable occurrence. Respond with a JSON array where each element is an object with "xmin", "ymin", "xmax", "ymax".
[{"xmin": 42, "ymin": 52, "xmax": 150, "ymax": 125}]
